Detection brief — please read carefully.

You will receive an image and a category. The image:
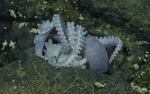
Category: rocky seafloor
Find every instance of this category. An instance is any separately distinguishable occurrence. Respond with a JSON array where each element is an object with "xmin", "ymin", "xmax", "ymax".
[{"xmin": 0, "ymin": 0, "xmax": 150, "ymax": 94}]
